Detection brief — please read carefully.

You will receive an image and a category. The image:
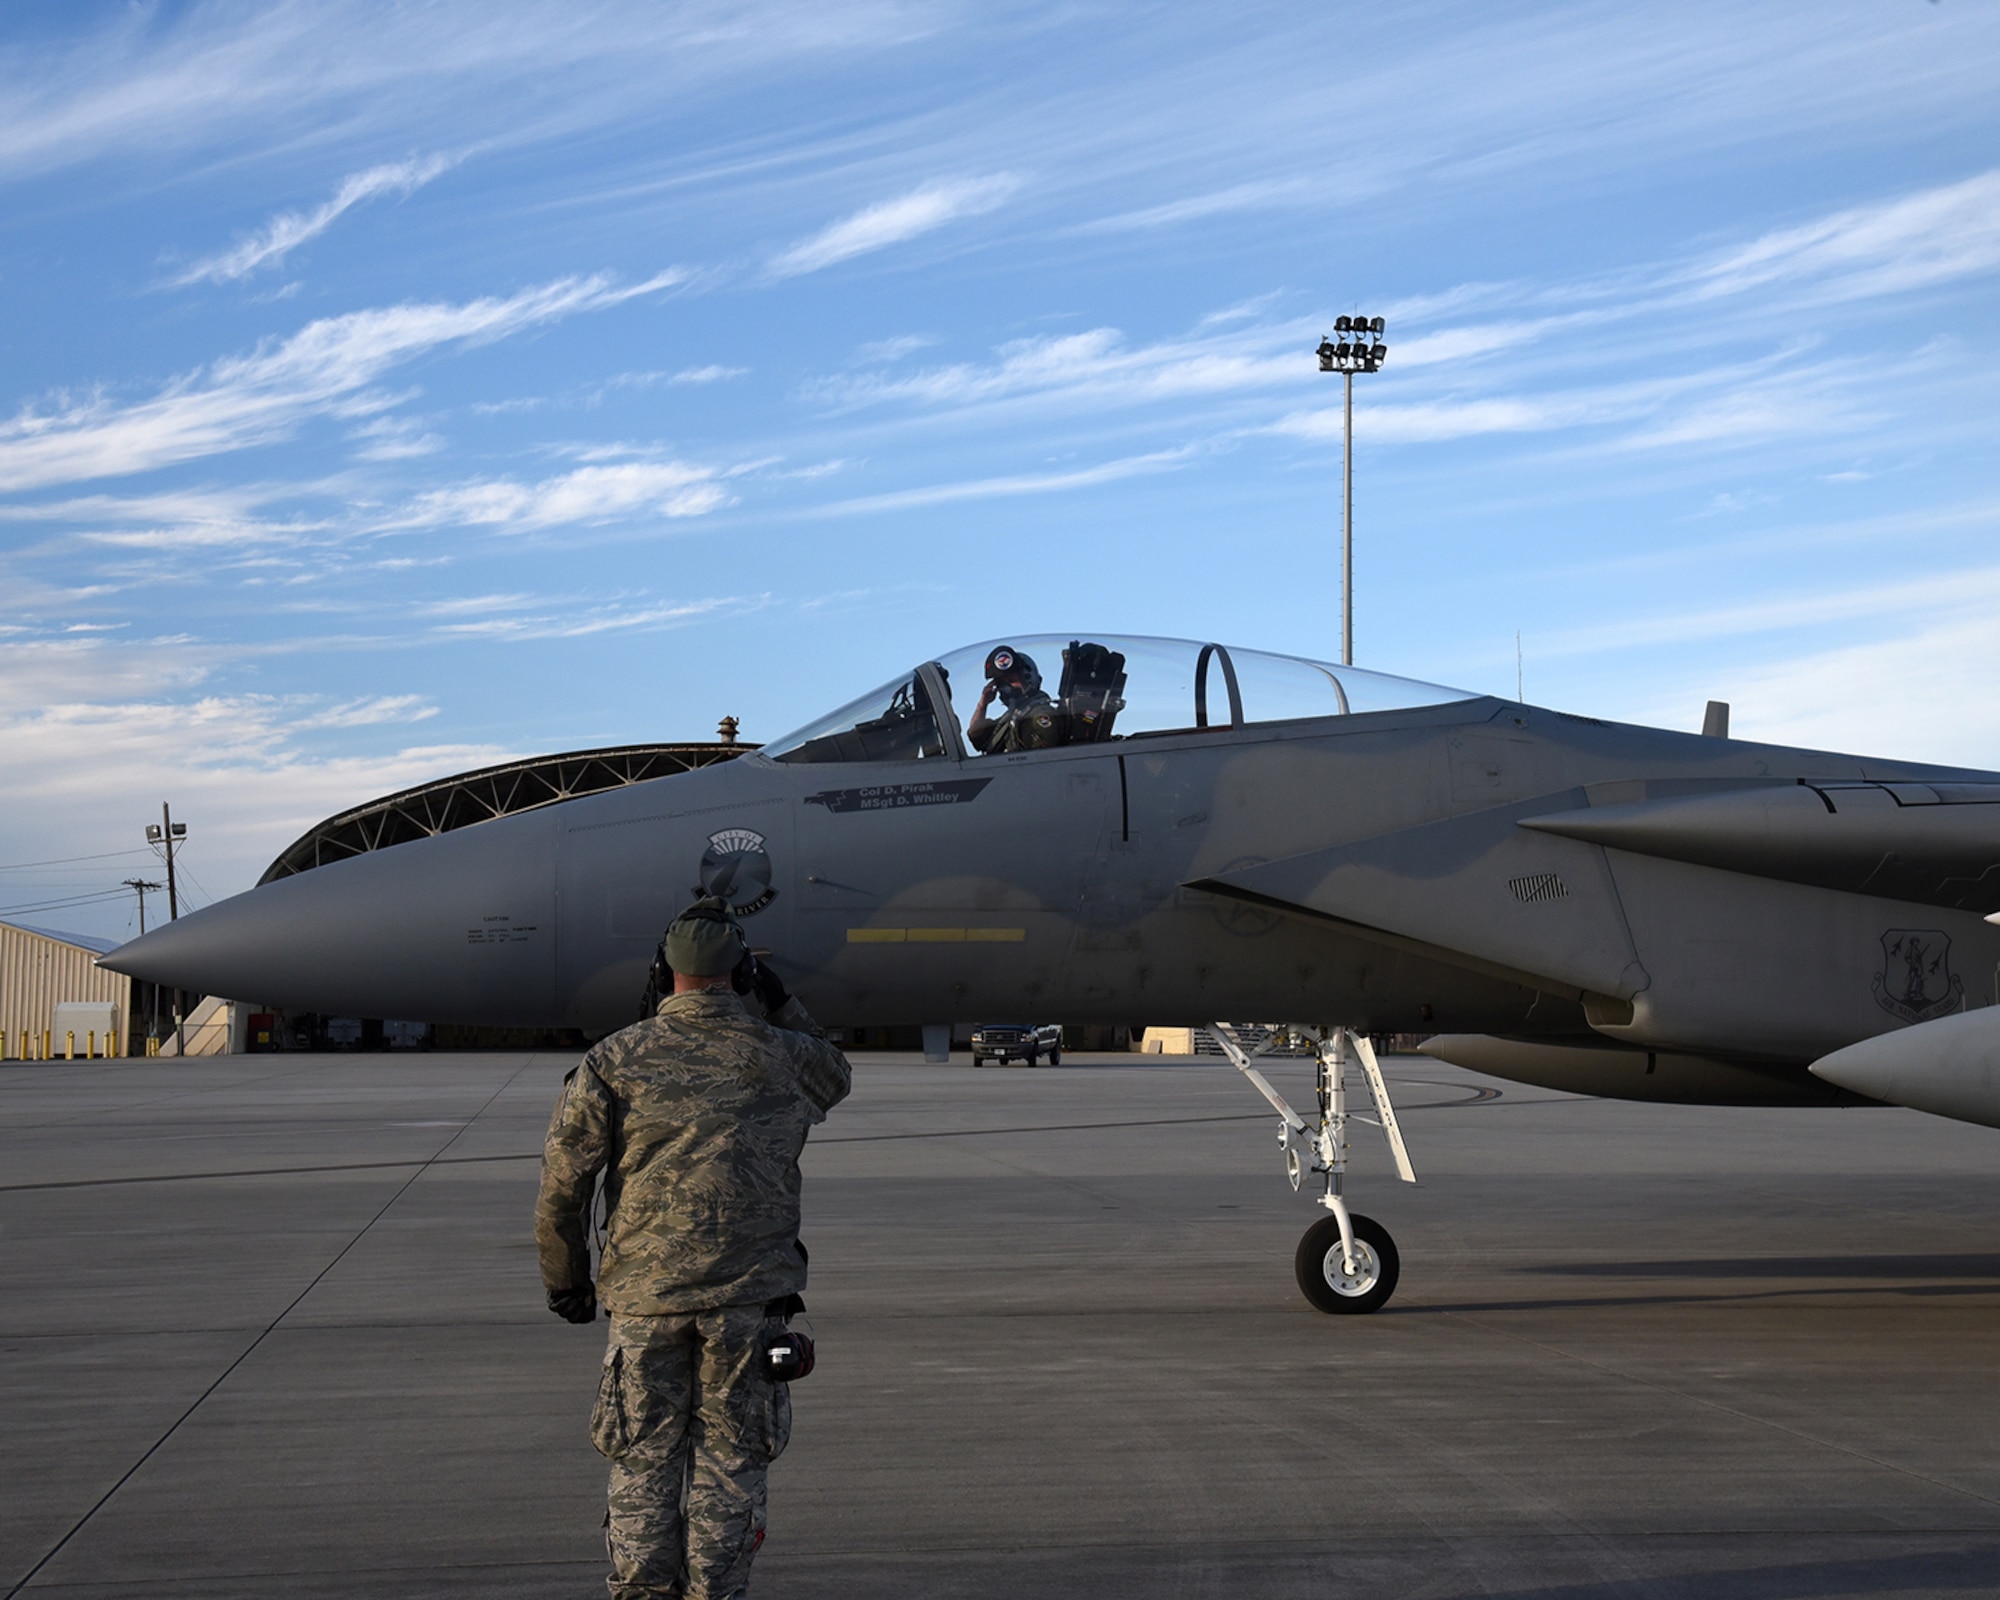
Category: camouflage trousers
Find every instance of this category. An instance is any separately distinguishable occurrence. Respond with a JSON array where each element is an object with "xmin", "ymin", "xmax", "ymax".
[{"xmin": 593, "ymin": 1306, "xmax": 794, "ymax": 1600}]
